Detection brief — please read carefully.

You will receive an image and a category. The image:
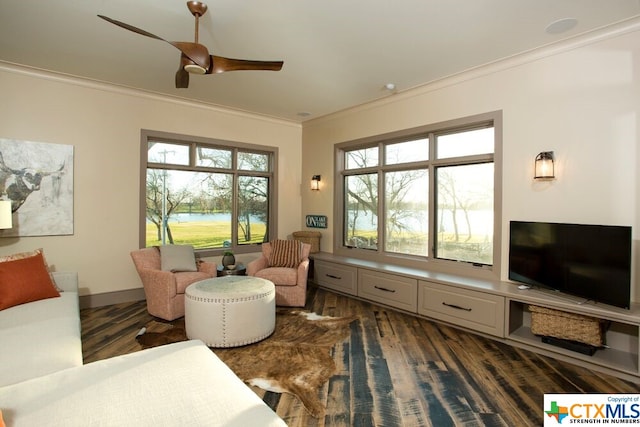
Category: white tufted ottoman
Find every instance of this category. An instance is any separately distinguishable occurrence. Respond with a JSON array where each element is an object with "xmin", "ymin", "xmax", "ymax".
[{"xmin": 185, "ymin": 276, "xmax": 276, "ymax": 347}]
